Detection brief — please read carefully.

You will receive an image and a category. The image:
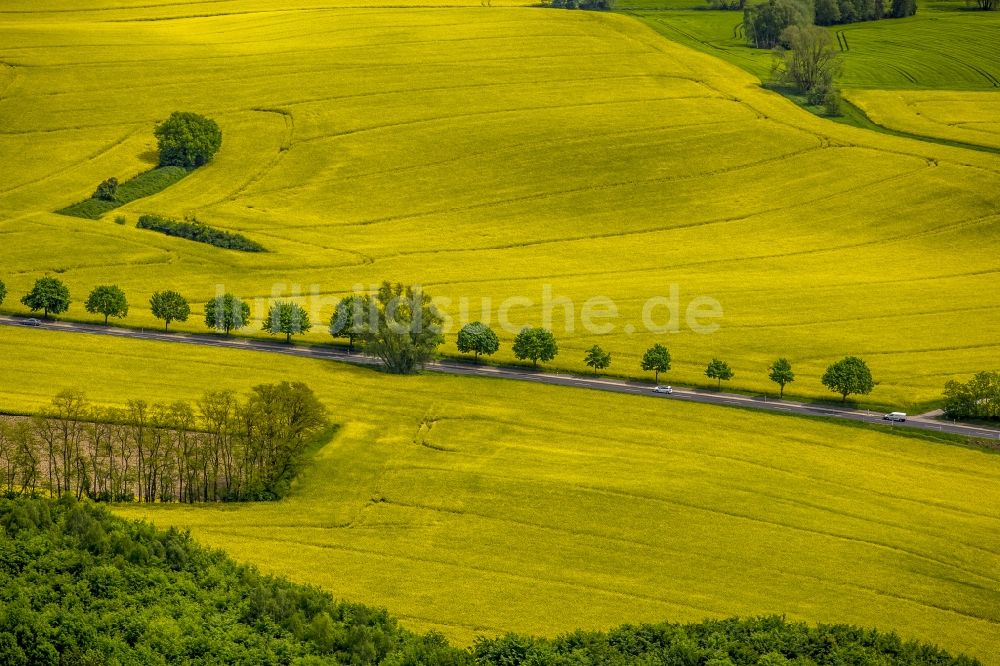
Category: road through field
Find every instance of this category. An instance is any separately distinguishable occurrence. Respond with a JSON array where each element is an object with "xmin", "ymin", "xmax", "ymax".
[{"xmin": 4, "ymin": 315, "xmax": 997, "ymax": 441}]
